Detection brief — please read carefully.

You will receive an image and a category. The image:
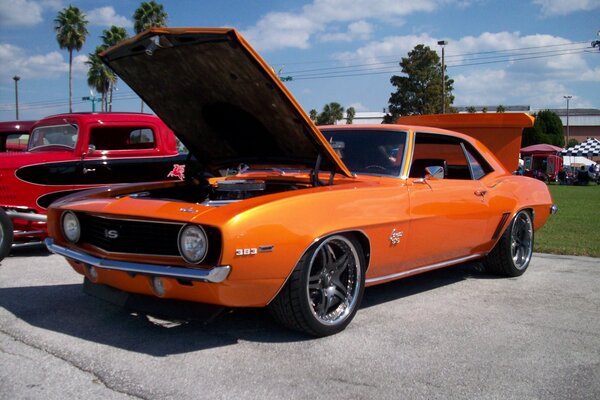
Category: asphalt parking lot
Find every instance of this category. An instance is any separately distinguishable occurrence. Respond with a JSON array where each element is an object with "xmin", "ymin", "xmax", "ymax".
[{"xmin": 1, "ymin": 248, "xmax": 599, "ymax": 400}]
